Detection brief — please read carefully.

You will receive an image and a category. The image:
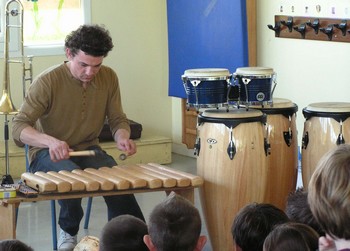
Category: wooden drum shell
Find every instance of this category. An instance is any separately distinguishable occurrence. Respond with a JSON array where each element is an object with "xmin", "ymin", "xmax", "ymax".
[
  {"xmin": 301, "ymin": 102, "xmax": 350, "ymax": 189},
  {"xmin": 250, "ymin": 98, "xmax": 298, "ymax": 210},
  {"xmin": 196, "ymin": 108, "xmax": 268, "ymax": 251}
]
